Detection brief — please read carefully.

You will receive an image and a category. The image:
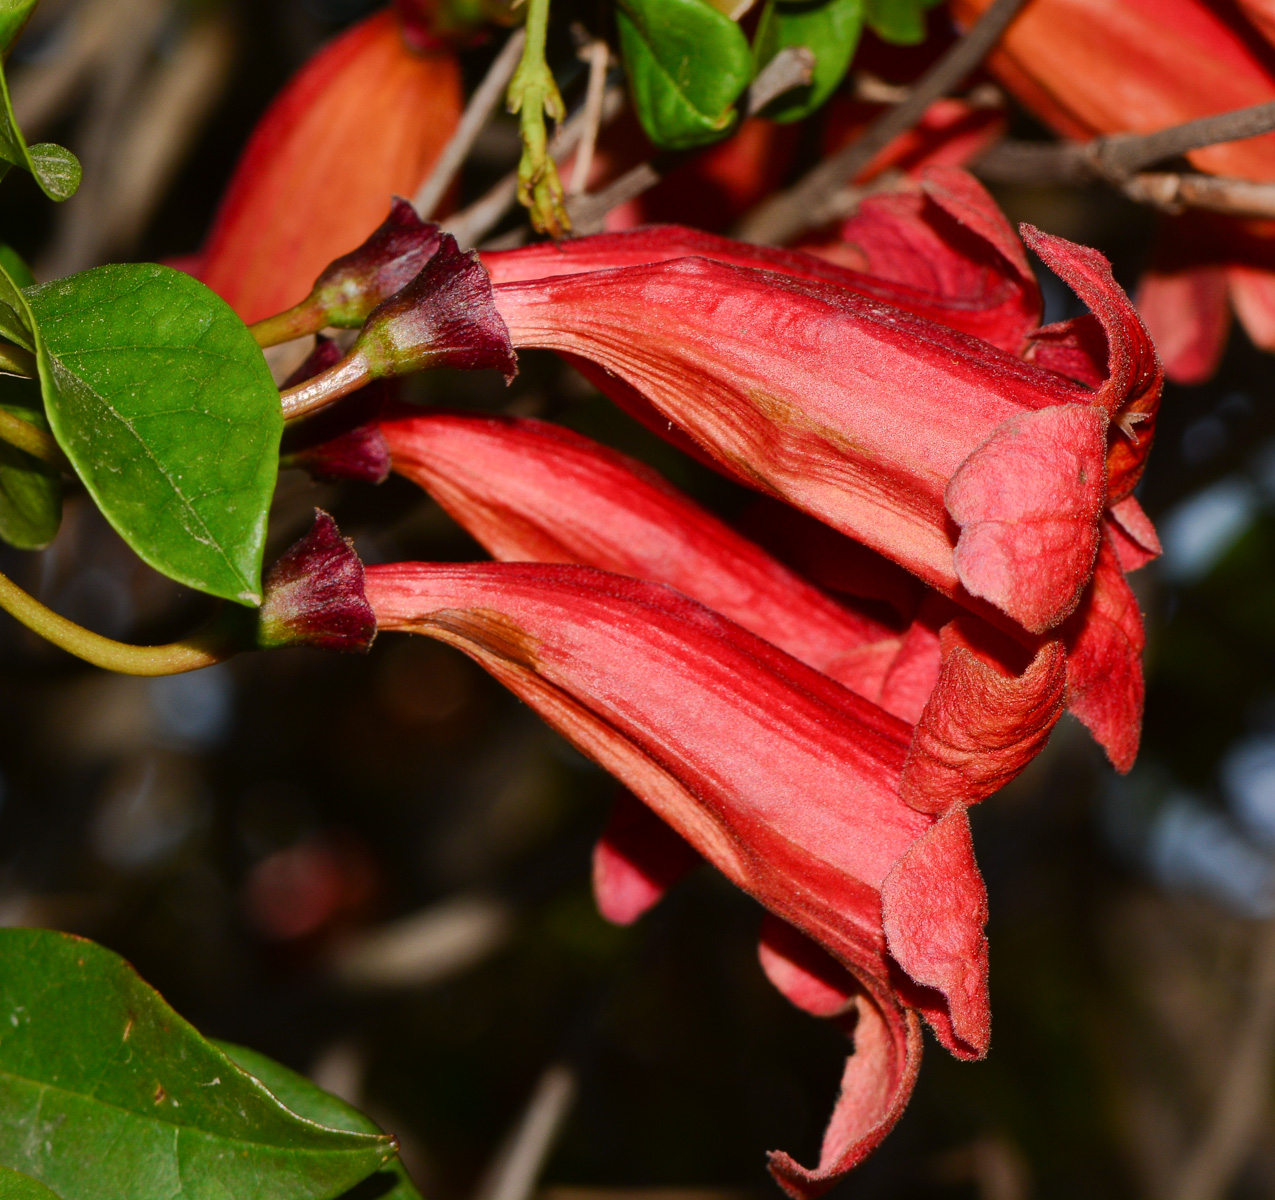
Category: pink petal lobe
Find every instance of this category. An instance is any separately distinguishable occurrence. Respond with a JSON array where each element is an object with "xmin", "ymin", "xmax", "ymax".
[
  {"xmin": 1228, "ymin": 264, "xmax": 1275, "ymax": 353},
  {"xmin": 1136, "ymin": 259, "xmax": 1231, "ymax": 386},
  {"xmin": 593, "ymin": 791, "xmax": 702, "ymax": 925},
  {"xmin": 947, "ymin": 404, "xmax": 1109, "ymax": 634},
  {"xmin": 1106, "ymin": 495, "xmax": 1162, "ymax": 572},
  {"xmin": 901, "ymin": 621, "xmax": 1065, "ymax": 814},
  {"xmin": 1019, "ymin": 225, "xmax": 1163, "ymax": 500},
  {"xmin": 881, "ymin": 805, "xmax": 990, "ymax": 1059},
  {"xmin": 760, "ymin": 918, "xmax": 923, "ymax": 1200},
  {"xmin": 1062, "ymin": 530, "xmax": 1146, "ymax": 773}
]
